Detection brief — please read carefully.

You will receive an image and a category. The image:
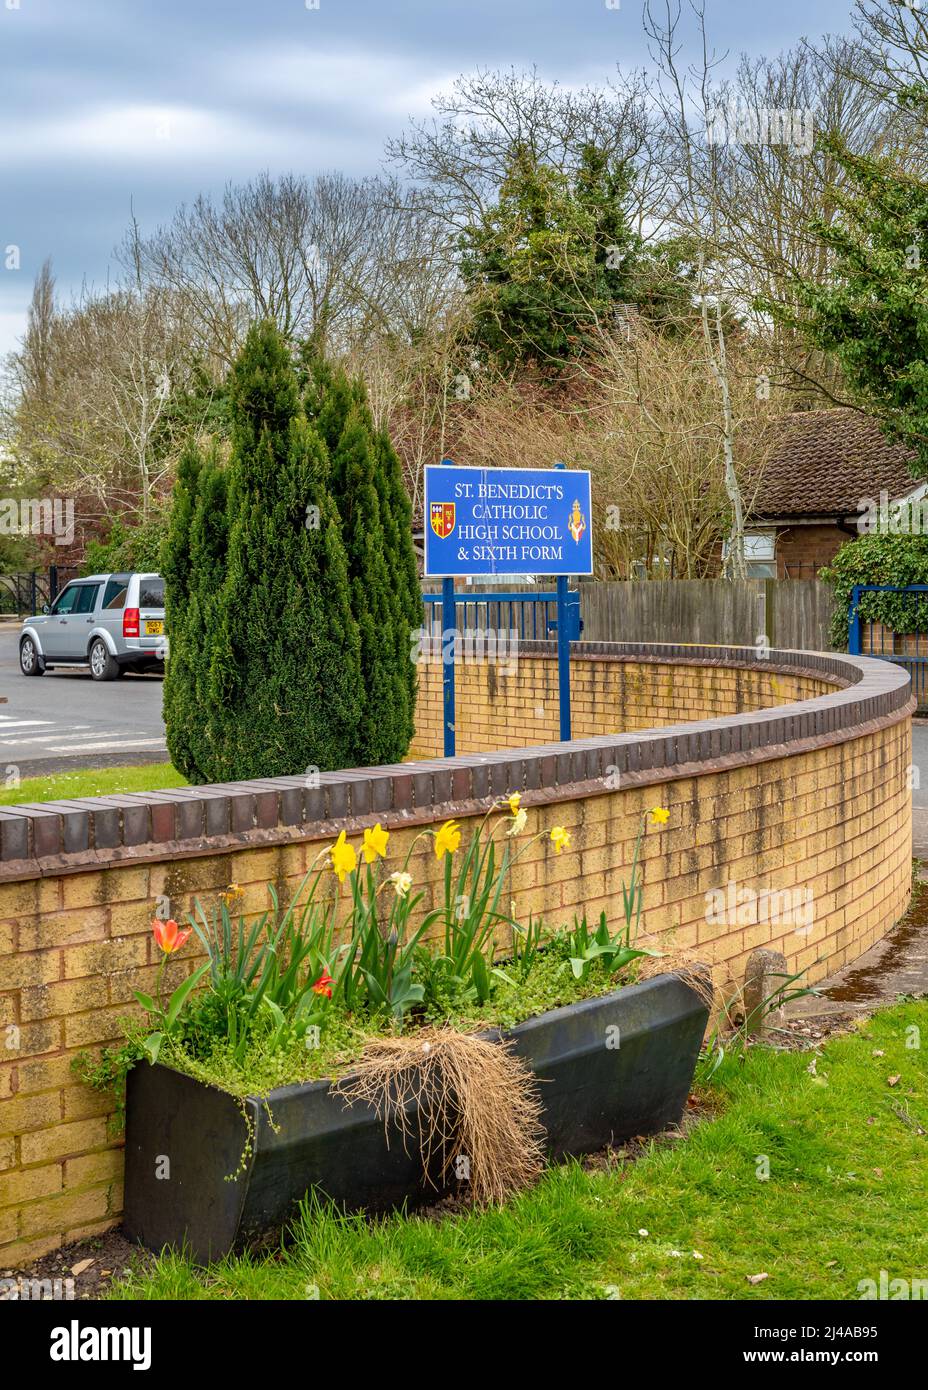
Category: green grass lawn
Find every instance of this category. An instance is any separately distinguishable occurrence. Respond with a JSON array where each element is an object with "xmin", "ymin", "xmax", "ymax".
[
  {"xmin": 110, "ymin": 998, "xmax": 928, "ymax": 1301},
  {"xmin": 0, "ymin": 762, "xmax": 186, "ymax": 806}
]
